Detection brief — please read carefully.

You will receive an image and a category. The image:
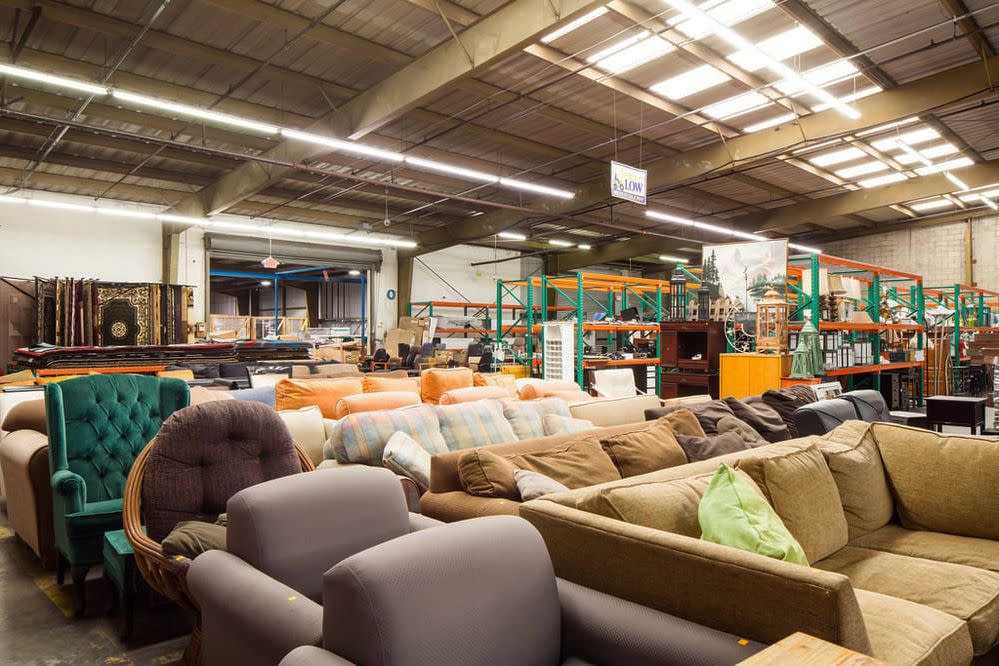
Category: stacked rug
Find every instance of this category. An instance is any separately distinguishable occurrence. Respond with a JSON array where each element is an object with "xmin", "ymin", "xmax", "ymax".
[{"xmin": 12, "ymin": 341, "xmax": 312, "ymax": 370}]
